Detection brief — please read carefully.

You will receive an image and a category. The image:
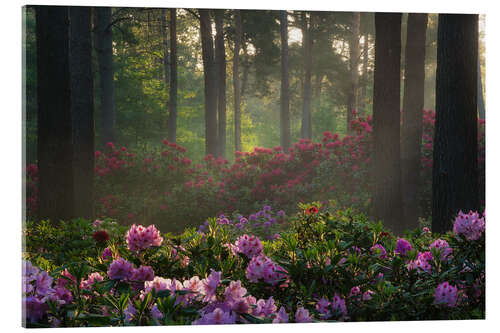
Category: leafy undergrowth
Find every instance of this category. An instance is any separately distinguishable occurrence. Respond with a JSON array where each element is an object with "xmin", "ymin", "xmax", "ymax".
[{"xmin": 23, "ymin": 206, "xmax": 485, "ymax": 327}]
